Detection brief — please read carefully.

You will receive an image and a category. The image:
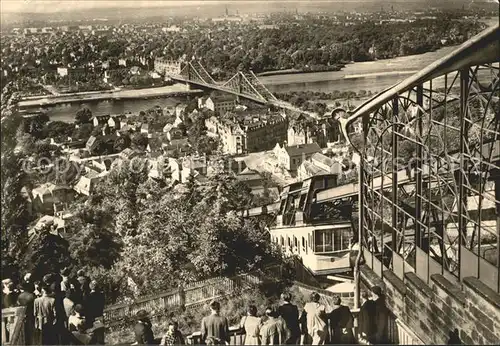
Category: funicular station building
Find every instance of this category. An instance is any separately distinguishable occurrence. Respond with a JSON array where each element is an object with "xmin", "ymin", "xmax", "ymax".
[{"xmin": 242, "ymin": 25, "xmax": 500, "ymax": 344}]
